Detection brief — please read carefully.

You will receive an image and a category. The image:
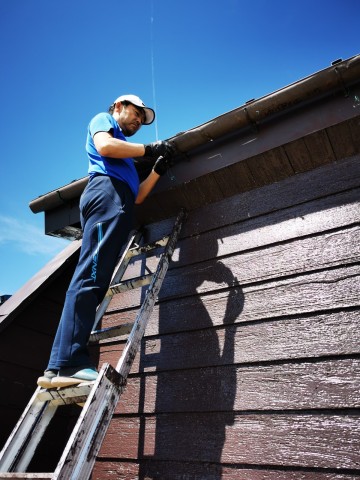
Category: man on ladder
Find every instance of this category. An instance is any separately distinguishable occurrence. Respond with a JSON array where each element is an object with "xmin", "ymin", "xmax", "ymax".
[{"xmin": 38, "ymin": 93, "xmax": 176, "ymax": 389}]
